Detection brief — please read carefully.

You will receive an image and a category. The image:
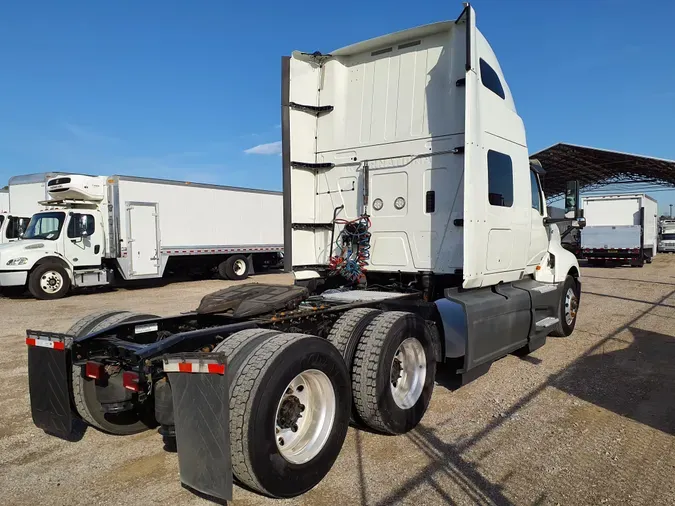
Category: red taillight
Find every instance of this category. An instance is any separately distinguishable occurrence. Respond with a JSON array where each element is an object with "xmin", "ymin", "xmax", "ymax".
[
  {"xmin": 26, "ymin": 337, "xmax": 36, "ymax": 347},
  {"xmin": 122, "ymin": 371, "xmax": 140, "ymax": 392},
  {"xmin": 85, "ymin": 361, "xmax": 104, "ymax": 380}
]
